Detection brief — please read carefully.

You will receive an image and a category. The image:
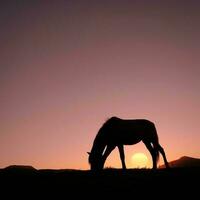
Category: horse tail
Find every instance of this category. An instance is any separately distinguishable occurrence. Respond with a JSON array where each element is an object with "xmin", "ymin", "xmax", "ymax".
[{"xmin": 151, "ymin": 123, "xmax": 160, "ymax": 166}]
